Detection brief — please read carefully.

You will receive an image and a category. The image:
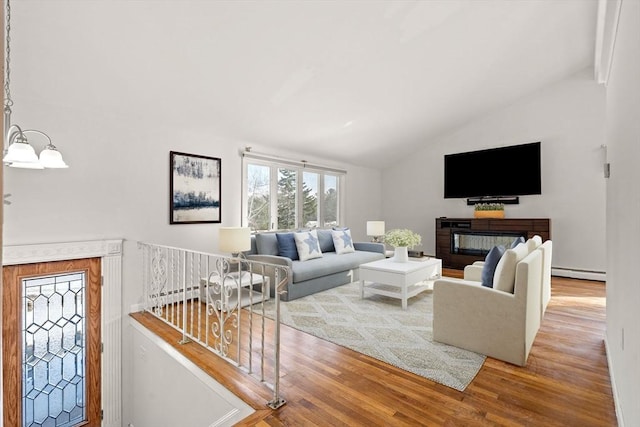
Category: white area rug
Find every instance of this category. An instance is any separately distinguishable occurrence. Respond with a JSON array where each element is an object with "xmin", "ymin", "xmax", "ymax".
[{"xmin": 258, "ymin": 281, "xmax": 485, "ymax": 391}]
